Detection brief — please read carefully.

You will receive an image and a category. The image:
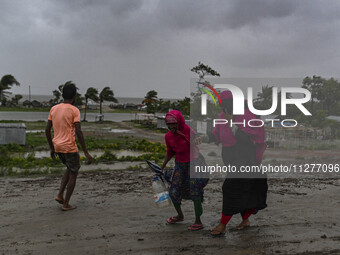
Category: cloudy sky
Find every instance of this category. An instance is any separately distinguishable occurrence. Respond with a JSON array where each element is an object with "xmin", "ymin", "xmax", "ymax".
[{"xmin": 1, "ymin": 0, "xmax": 340, "ymax": 99}]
